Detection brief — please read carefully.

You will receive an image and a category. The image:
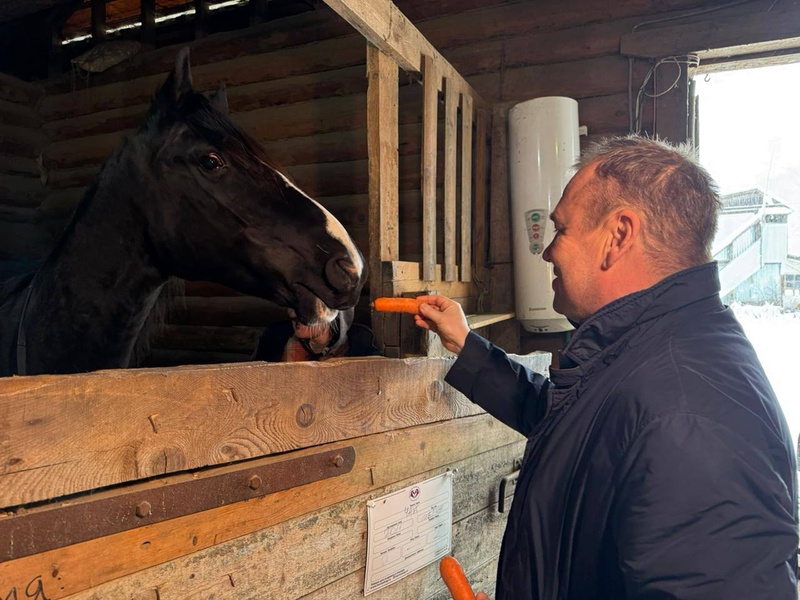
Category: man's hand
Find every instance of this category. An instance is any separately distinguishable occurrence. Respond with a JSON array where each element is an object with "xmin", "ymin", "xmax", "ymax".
[{"xmin": 414, "ymin": 295, "xmax": 470, "ymax": 354}]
